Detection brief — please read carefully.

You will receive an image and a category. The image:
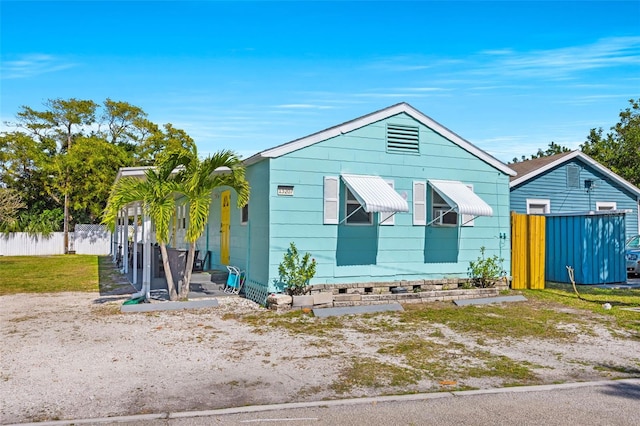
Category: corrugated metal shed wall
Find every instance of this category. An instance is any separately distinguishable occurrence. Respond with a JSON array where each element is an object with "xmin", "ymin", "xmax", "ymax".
[{"xmin": 545, "ymin": 212, "xmax": 626, "ymax": 285}]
